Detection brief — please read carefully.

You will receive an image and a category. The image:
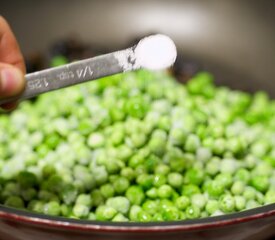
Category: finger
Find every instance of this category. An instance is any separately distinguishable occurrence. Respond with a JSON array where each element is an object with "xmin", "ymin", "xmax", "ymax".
[
  {"xmin": 0, "ymin": 16, "xmax": 26, "ymax": 74},
  {"xmin": 1, "ymin": 101, "xmax": 18, "ymax": 111},
  {"xmin": 0, "ymin": 63, "xmax": 25, "ymax": 99}
]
